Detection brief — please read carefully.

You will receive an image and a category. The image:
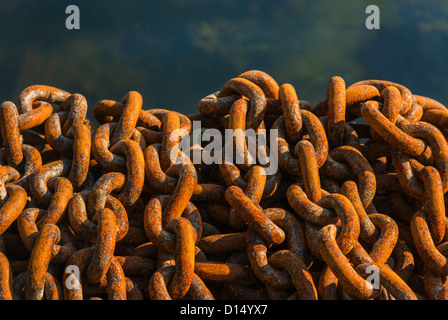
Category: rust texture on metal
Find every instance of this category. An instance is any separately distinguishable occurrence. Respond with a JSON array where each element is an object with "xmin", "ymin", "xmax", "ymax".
[{"xmin": 0, "ymin": 70, "xmax": 448, "ymax": 299}]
